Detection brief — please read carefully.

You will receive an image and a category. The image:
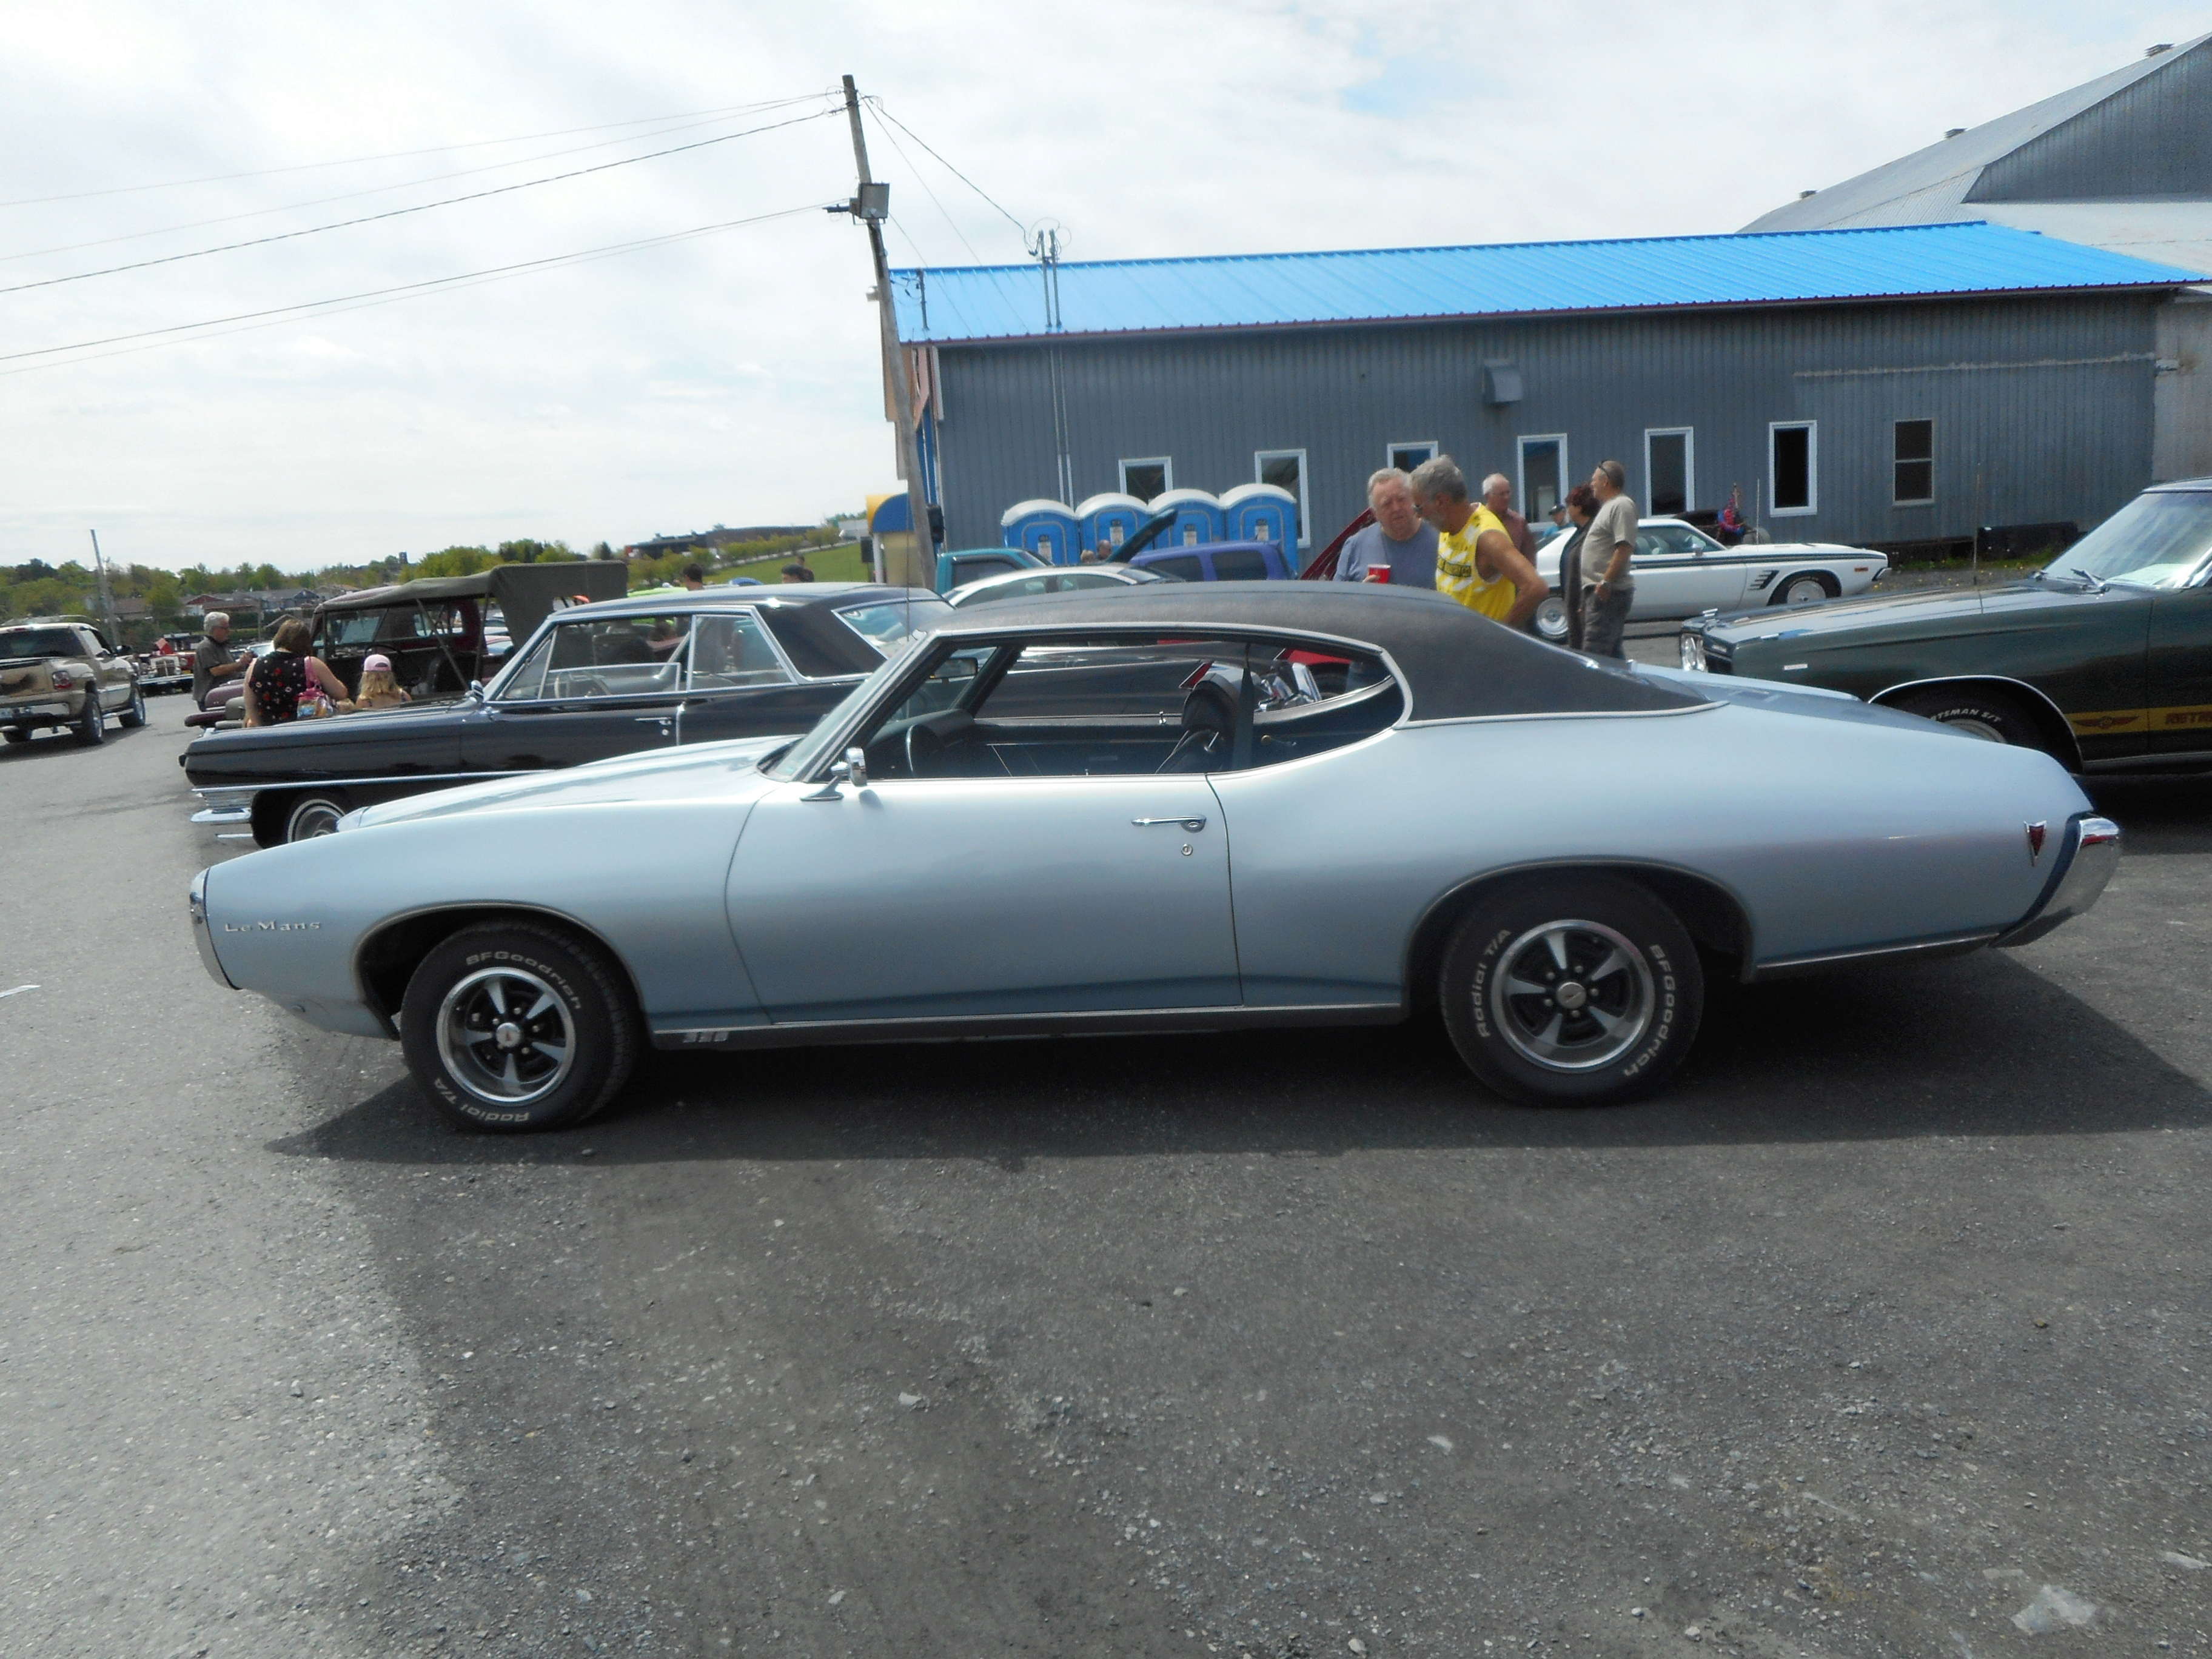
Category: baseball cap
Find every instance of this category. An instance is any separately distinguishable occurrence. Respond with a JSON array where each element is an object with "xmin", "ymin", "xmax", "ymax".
[{"xmin": 363, "ymin": 653, "xmax": 392, "ymax": 672}]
